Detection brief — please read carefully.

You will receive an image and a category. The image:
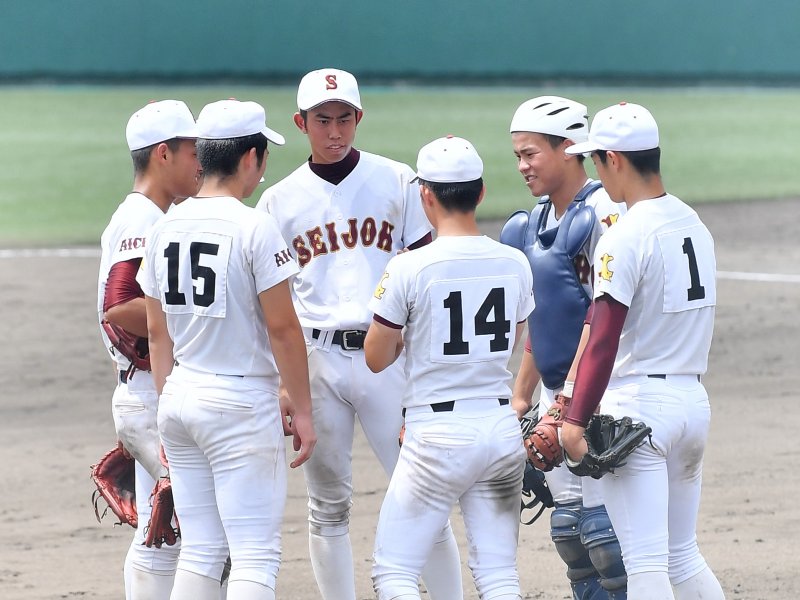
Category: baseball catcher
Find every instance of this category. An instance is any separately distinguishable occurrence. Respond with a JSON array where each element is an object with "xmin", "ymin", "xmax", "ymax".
[
  {"xmin": 565, "ymin": 414, "xmax": 652, "ymax": 479},
  {"xmin": 91, "ymin": 446, "xmax": 137, "ymax": 528}
]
